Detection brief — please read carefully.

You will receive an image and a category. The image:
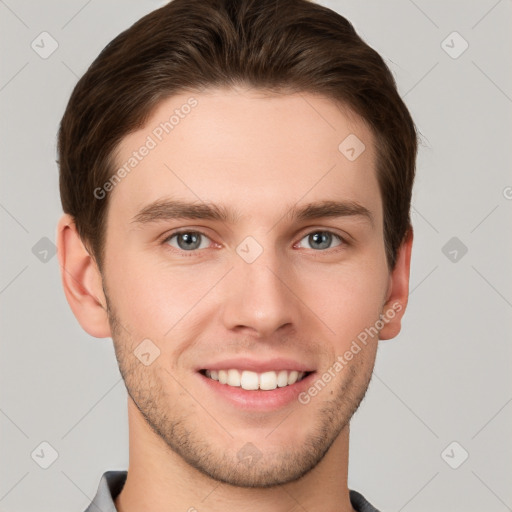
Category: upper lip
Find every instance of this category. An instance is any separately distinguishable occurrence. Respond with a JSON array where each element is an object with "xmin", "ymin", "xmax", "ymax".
[{"xmin": 198, "ymin": 357, "xmax": 315, "ymax": 373}]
